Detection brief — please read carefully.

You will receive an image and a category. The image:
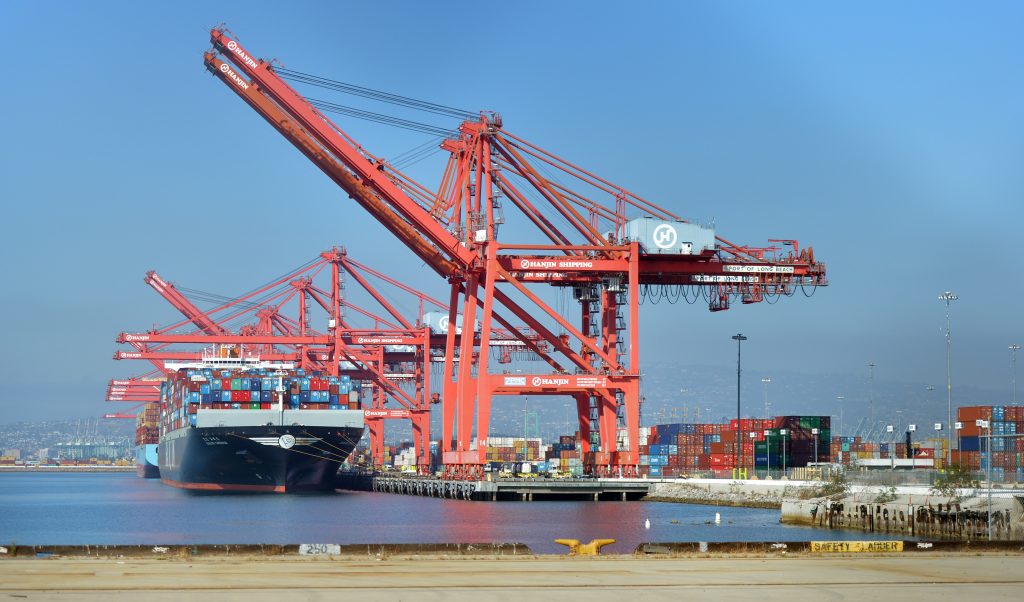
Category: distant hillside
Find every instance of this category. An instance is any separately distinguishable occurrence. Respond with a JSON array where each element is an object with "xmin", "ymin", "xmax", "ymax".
[{"xmin": 0, "ymin": 418, "xmax": 133, "ymax": 455}]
